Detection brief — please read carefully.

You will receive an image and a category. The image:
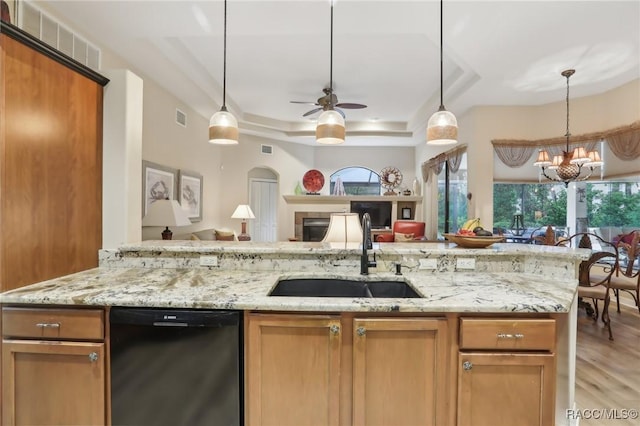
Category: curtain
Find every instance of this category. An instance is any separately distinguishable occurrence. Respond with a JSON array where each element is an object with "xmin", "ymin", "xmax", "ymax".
[
  {"xmin": 491, "ymin": 121, "xmax": 640, "ymax": 167},
  {"xmin": 421, "ymin": 144, "xmax": 467, "ymax": 182}
]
